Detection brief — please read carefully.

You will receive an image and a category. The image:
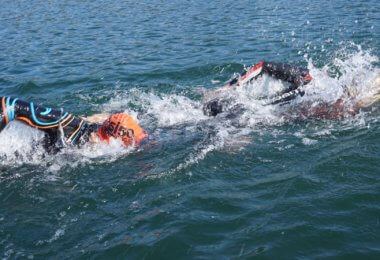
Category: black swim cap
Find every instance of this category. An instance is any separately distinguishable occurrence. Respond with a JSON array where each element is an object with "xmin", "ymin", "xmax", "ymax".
[{"xmin": 203, "ymin": 99, "xmax": 231, "ymax": 116}]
